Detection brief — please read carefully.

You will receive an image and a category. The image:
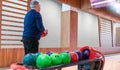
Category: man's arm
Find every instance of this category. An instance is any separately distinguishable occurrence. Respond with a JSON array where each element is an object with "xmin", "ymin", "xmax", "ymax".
[{"xmin": 35, "ymin": 12, "xmax": 45, "ymax": 32}]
